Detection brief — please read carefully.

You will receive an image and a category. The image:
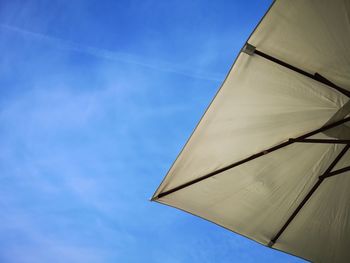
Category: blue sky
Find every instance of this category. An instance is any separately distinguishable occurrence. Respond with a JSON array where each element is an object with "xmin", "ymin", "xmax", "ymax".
[{"xmin": 0, "ymin": 1, "xmax": 305, "ymax": 262}]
